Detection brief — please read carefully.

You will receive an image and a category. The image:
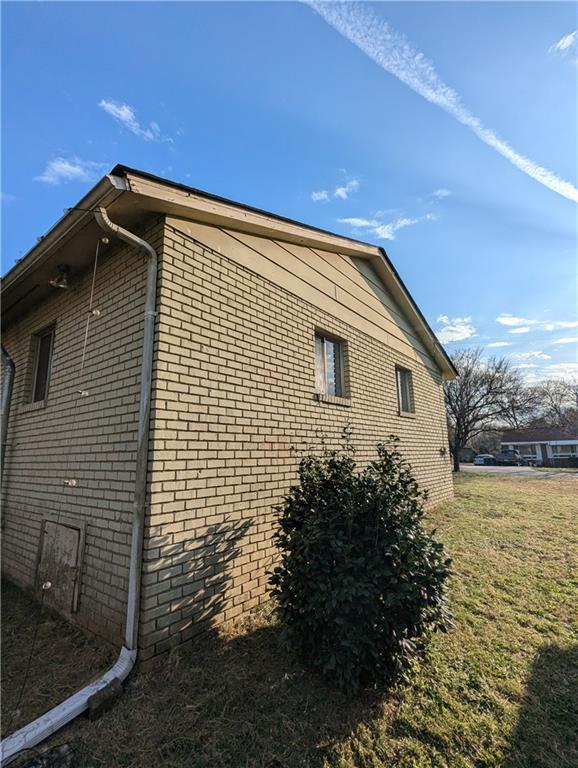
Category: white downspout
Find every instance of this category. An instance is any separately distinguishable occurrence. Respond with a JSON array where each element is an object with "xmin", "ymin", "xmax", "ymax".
[
  {"xmin": 1, "ymin": 347, "xmax": 16, "ymax": 529},
  {"xmin": 1, "ymin": 346, "xmax": 15, "ymax": 481},
  {"xmin": 0, "ymin": 210, "xmax": 158, "ymax": 765}
]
